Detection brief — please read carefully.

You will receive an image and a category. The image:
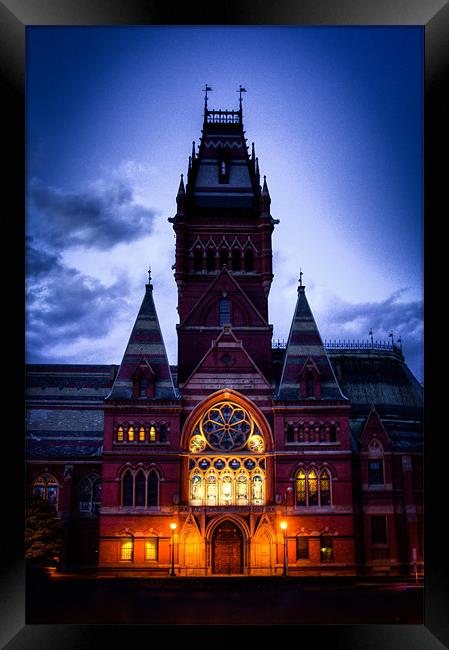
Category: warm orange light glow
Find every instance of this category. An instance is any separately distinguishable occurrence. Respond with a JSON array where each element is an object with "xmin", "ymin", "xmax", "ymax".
[
  {"xmin": 170, "ymin": 522, "xmax": 177, "ymax": 530},
  {"xmin": 280, "ymin": 520, "xmax": 287, "ymax": 530}
]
